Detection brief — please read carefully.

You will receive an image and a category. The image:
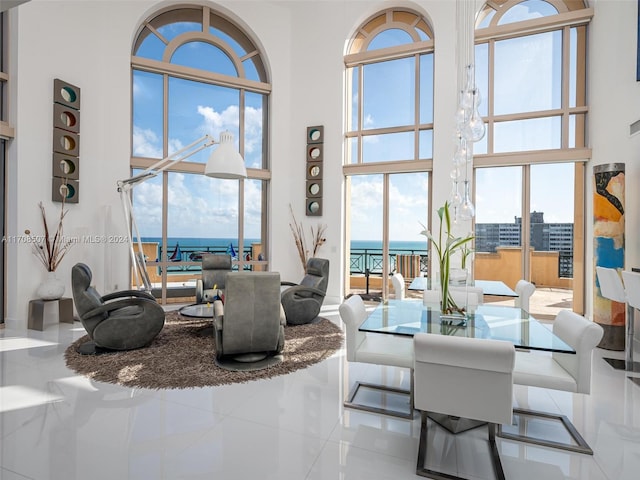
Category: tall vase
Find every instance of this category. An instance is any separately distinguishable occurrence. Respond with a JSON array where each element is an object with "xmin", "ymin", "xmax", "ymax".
[
  {"xmin": 437, "ymin": 268, "xmax": 468, "ymax": 318},
  {"xmin": 37, "ymin": 271, "xmax": 65, "ymax": 300}
]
